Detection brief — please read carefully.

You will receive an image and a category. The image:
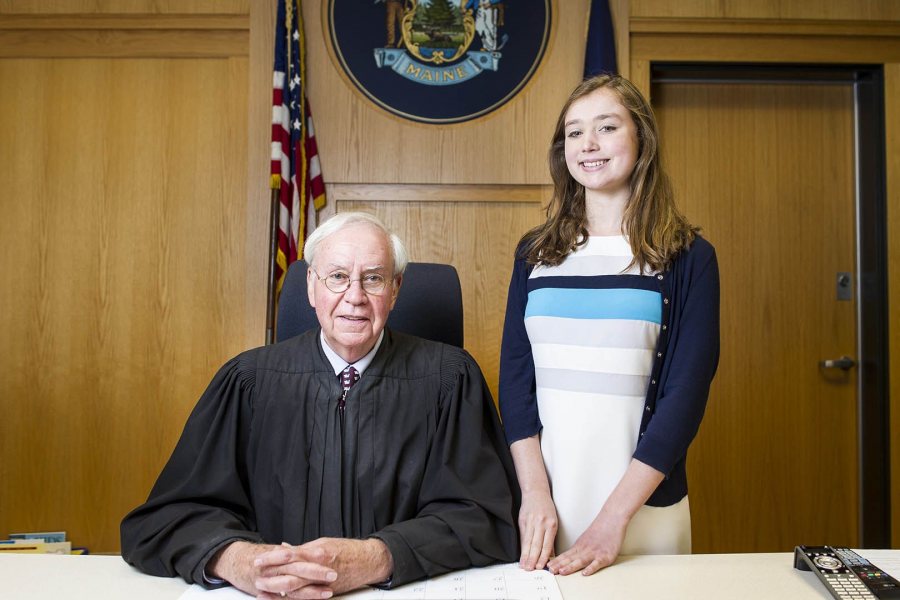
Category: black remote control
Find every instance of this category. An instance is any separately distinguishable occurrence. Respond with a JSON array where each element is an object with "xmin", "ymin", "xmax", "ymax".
[{"xmin": 794, "ymin": 546, "xmax": 900, "ymax": 599}]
